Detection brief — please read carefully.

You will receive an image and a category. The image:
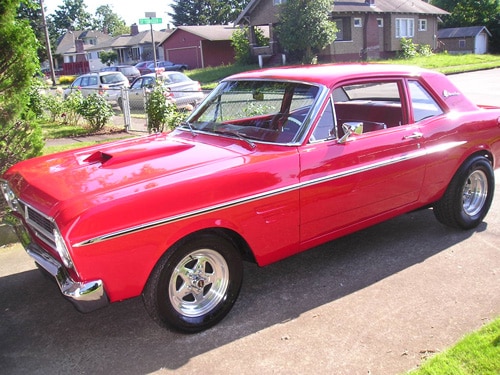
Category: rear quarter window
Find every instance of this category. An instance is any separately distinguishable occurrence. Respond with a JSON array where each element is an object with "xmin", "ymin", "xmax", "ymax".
[{"xmin": 408, "ymin": 81, "xmax": 444, "ymax": 121}]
